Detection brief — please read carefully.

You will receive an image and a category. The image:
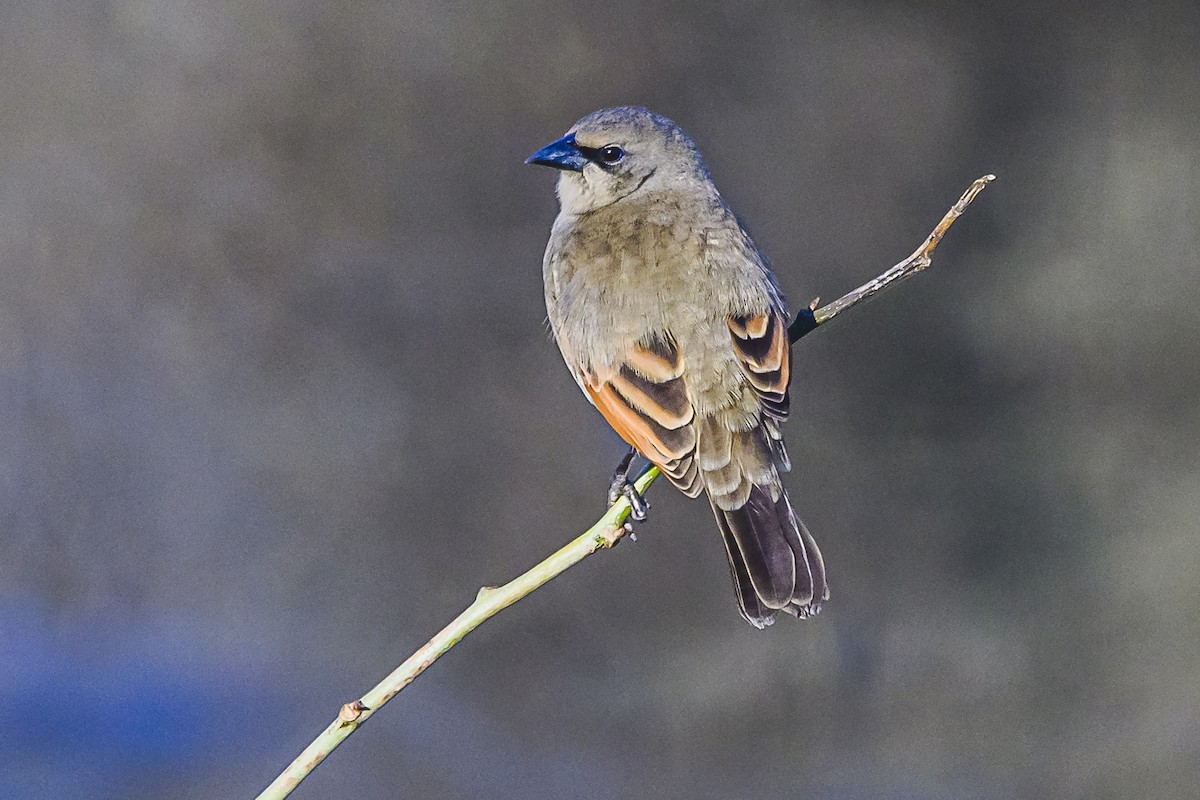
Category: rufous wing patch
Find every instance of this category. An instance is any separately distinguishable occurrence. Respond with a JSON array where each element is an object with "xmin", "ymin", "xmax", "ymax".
[
  {"xmin": 624, "ymin": 336, "xmax": 684, "ymax": 382},
  {"xmin": 728, "ymin": 311, "xmax": 791, "ymax": 417},
  {"xmin": 608, "ymin": 366, "xmax": 693, "ymax": 430},
  {"xmin": 584, "ymin": 336, "xmax": 701, "ymax": 497}
]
